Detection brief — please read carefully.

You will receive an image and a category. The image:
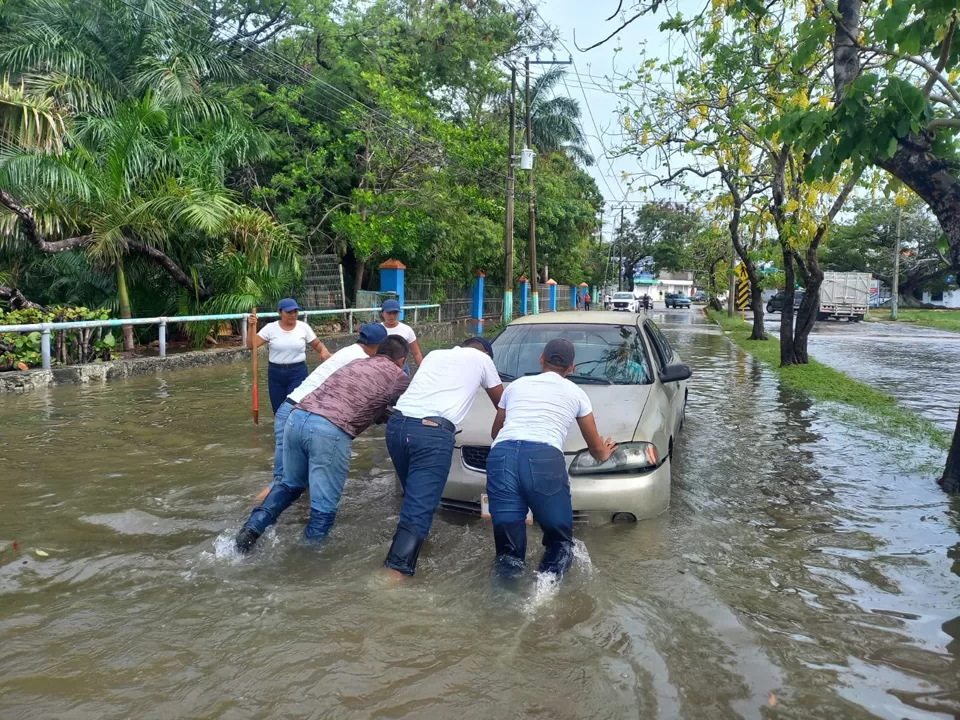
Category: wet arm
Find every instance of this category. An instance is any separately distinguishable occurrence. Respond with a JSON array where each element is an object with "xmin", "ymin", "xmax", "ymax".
[
  {"xmin": 310, "ymin": 338, "xmax": 332, "ymax": 361},
  {"xmin": 575, "ymin": 413, "xmax": 617, "ymax": 463},
  {"xmin": 491, "ymin": 407, "xmax": 506, "ymax": 440}
]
